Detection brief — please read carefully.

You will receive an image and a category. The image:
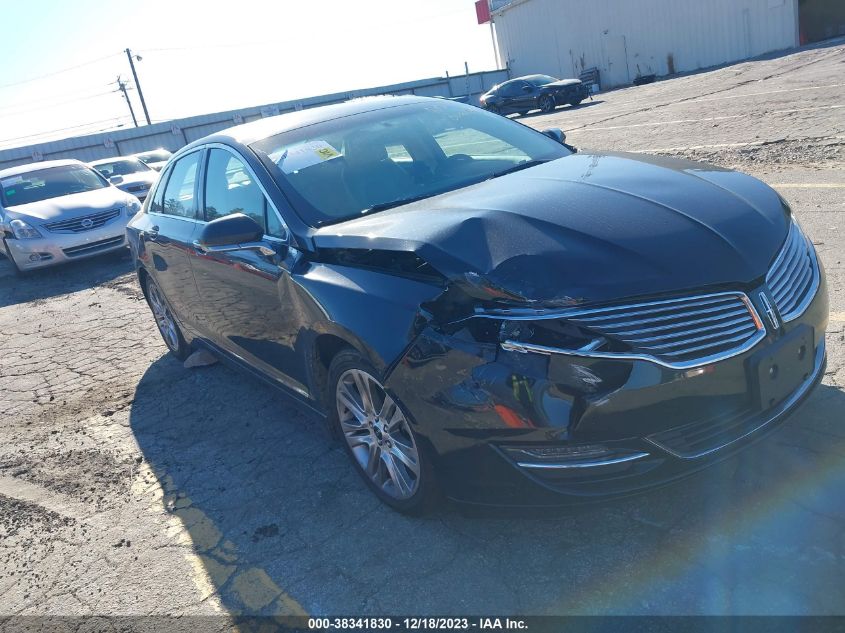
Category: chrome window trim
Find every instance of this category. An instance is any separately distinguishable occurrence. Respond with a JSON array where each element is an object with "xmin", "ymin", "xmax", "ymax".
[
  {"xmin": 146, "ymin": 149, "xmax": 204, "ymax": 223},
  {"xmin": 493, "ymin": 290, "xmax": 767, "ymax": 370},
  {"xmin": 203, "ymin": 142, "xmax": 290, "ymax": 243}
]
